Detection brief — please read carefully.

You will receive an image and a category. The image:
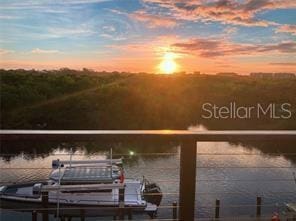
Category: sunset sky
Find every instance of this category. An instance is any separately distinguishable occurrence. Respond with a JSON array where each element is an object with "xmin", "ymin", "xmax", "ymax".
[{"xmin": 0, "ymin": 0, "xmax": 296, "ymax": 74}]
